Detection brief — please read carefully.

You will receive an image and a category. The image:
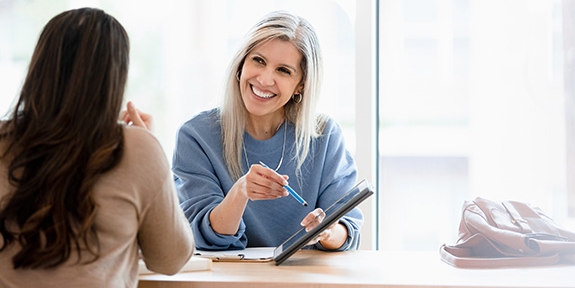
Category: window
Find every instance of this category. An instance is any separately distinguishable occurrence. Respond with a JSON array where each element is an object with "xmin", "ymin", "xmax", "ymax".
[
  {"xmin": 378, "ymin": 0, "xmax": 575, "ymax": 250},
  {"xmin": 0, "ymin": 0, "xmax": 357, "ymax": 160}
]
